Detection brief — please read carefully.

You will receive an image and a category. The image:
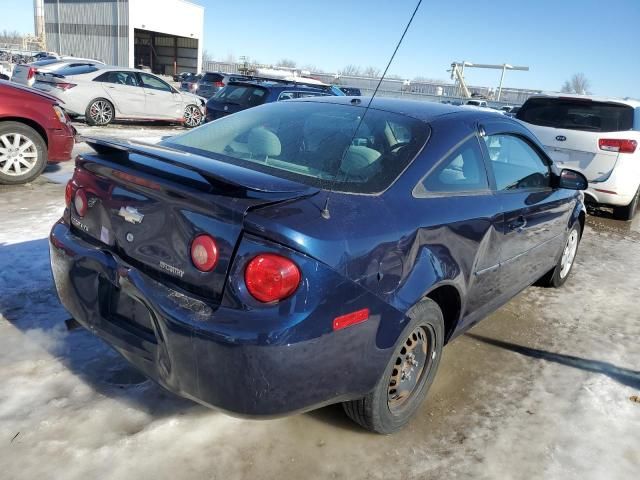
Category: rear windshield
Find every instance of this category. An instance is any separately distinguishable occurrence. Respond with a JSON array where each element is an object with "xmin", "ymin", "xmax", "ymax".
[
  {"xmin": 164, "ymin": 101, "xmax": 430, "ymax": 194},
  {"xmin": 211, "ymin": 84, "xmax": 268, "ymax": 108},
  {"xmin": 517, "ymin": 97, "xmax": 635, "ymax": 132},
  {"xmin": 202, "ymin": 73, "xmax": 223, "ymax": 82},
  {"xmin": 56, "ymin": 65, "xmax": 100, "ymax": 76}
]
